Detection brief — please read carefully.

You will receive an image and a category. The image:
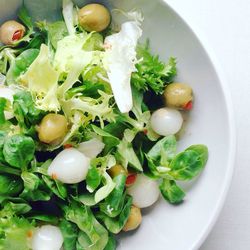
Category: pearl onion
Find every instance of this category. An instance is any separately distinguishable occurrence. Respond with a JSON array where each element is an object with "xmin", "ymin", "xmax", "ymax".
[{"xmin": 150, "ymin": 108, "xmax": 183, "ymax": 136}]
